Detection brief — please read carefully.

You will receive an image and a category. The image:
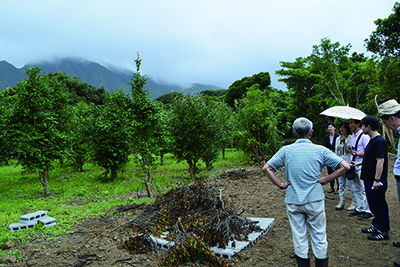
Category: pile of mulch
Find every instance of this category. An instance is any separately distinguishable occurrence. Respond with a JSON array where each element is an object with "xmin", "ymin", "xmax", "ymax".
[{"xmin": 120, "ymin": 182, "xmax": 262, "ymax": 253}]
